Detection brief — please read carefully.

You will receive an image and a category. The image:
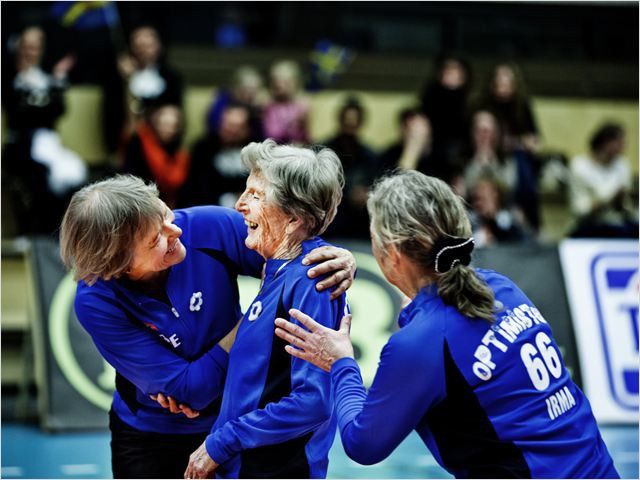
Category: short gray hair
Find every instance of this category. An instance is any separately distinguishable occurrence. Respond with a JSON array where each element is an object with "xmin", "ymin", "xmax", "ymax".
[
  {"xmin": 59, "ymin": 175, "xmax": 164, "ymax": 285},
  {"xmin": 241, "ymin": 139, "xmax": 344, "ymax": 237},
  {"xmin": 367, "ymin": 170, "xmax": 496, "ymax": 322}
]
